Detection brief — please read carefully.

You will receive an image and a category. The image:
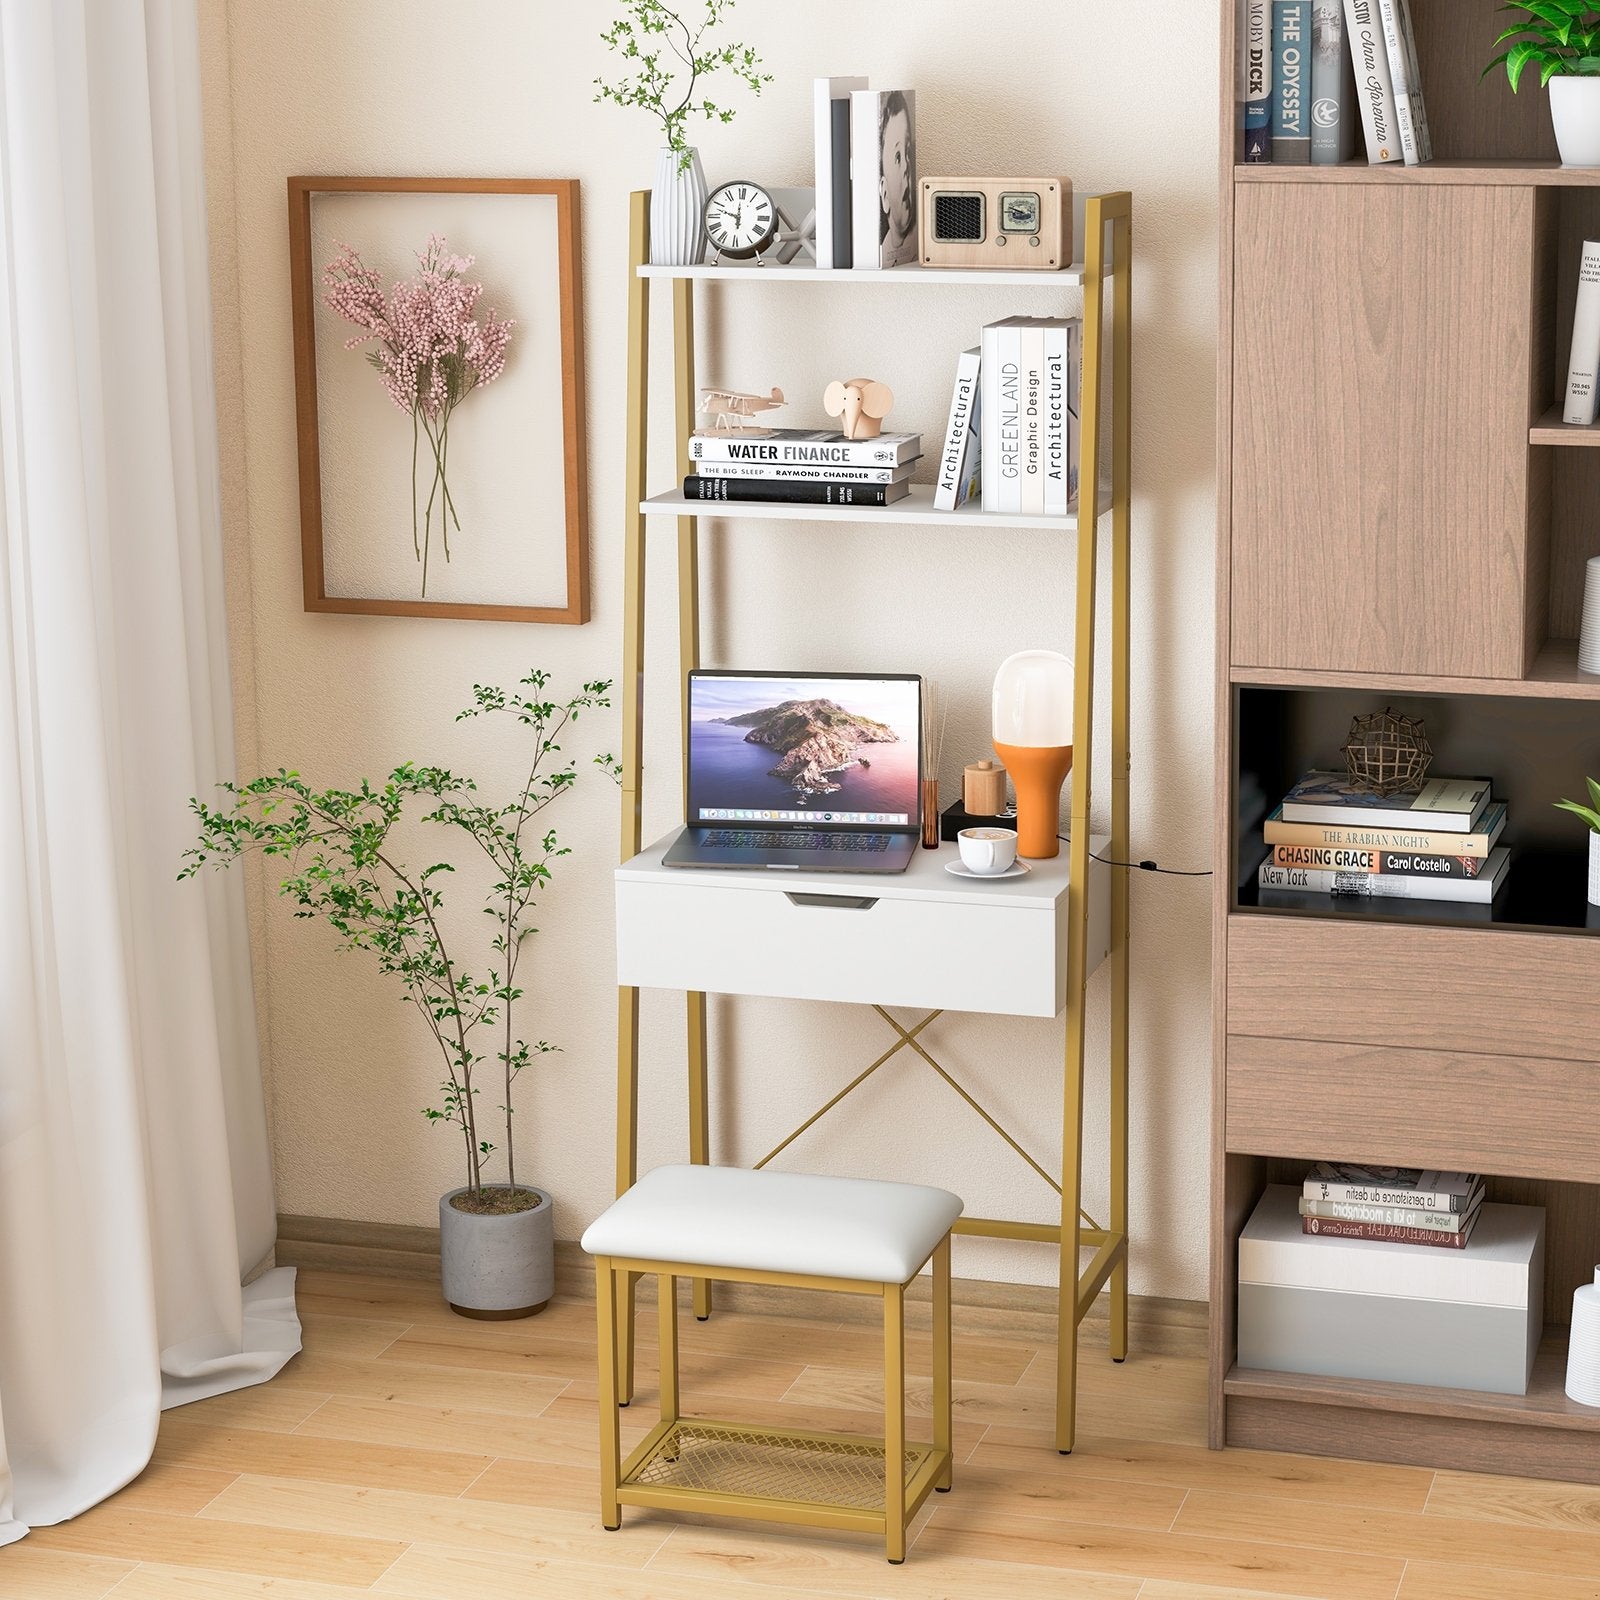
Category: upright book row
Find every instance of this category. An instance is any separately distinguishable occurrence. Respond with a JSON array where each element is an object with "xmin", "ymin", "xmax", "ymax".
[
  {"xmin": 1240, "ymin": 0, "xmax": 1432, "ymax": 166},
  {"xmin": 813, "ymin": 78, "xmax": 919, "ymax": 270}
]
